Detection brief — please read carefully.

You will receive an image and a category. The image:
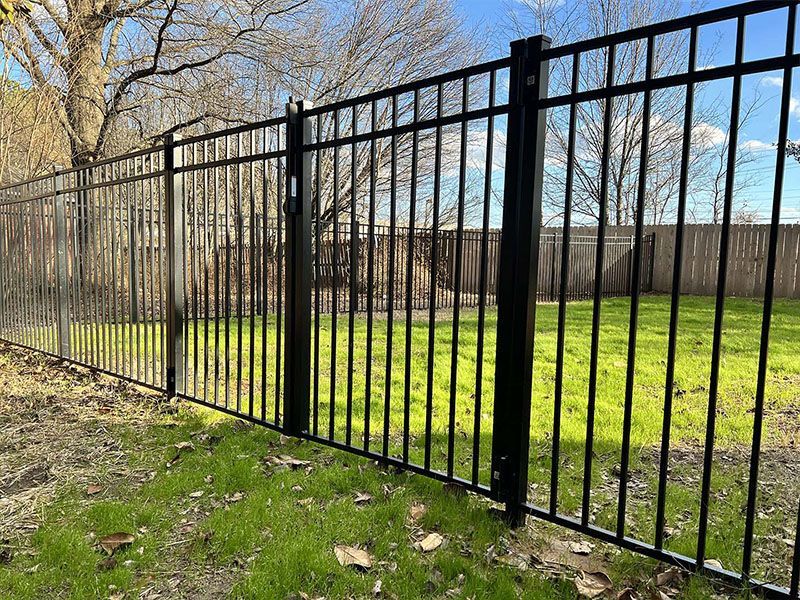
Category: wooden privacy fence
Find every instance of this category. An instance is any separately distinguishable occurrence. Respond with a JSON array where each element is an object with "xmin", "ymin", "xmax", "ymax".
[
  {"xmin": 312, "ymin": 224, "xmax": 655, "ymax": 311},
  {"xmin": 561, "ymin": 224, "xmax": 800, "ymax": 299},
  {"xmin": 649, "ymin": 223, "xmax": 800, "ymax": 298}
]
